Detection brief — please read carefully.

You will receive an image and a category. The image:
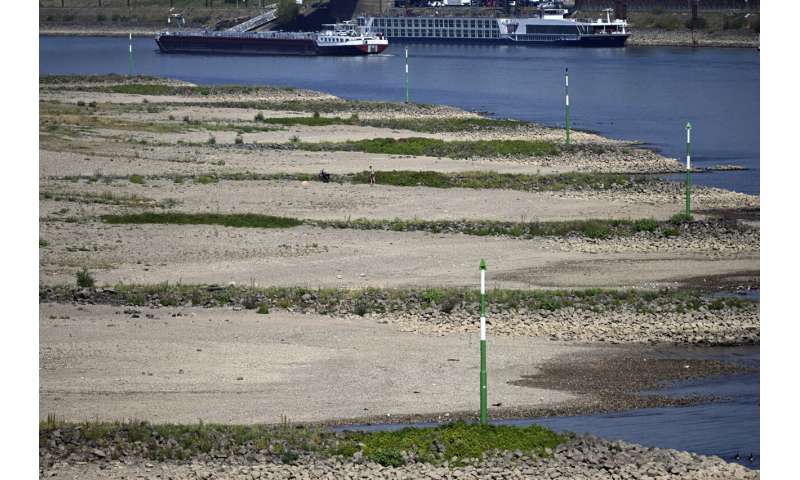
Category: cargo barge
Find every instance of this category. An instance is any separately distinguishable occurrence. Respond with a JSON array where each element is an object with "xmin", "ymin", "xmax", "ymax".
[
  {"xmin": 360, "ymin": 4, "xmax": 629, "ymax": 47},
  {"xmin": 155, "ymin": 21, "xmax": 388, "ymax": 56}
]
